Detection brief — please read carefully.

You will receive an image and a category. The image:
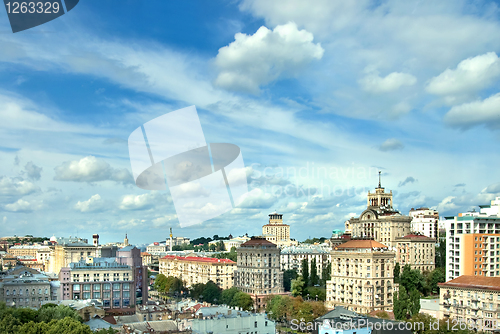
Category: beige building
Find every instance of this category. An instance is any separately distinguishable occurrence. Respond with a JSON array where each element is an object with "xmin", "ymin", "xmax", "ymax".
[
  {"xmin": 395, "ymin": 234, "xmax": 435, "ymax": 272},
  {"xmin": 233, "ymin": 237, "xmax": 285, "ymax": 310},
  {"xmin": 326, "ymin": 239, "xmax": 396, "ymax": 313},
  {"xmin": 262, "ymin": 213, "xmax": 297, "ymax": 248},
  {"xmin": 439, "ymin": 275, "xmax": 500, "ymax": 330},
  {"xmin": 47, "ymin": 242, "xmax": 97, "ymax": 274},
  {"xmin": 223, "ymin": 236, "xmax": 251, "ymax": 251},
  {"xmin": 159, "ymin": 255, "xmax": 236, "ymax": 290},
  {"xmin": 348, "ymin": 179, "xmax": 412, "ymax": 247},
  {"xmin": 280, "ymin": 244, "xmax": 330, "ymax": 279}
]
